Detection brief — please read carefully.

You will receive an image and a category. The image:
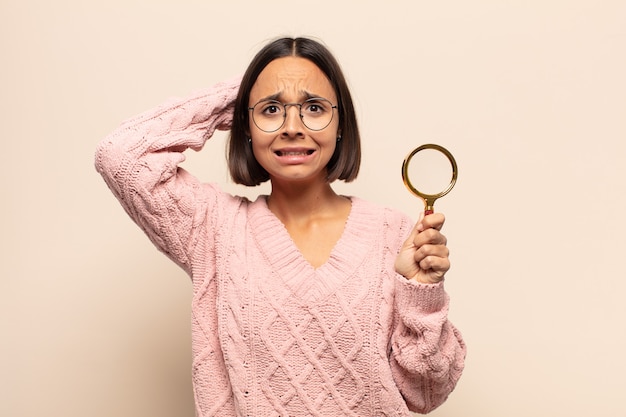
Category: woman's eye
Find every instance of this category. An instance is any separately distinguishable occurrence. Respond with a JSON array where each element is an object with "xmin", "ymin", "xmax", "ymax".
[
  {"xmin": 262, "ymin": 104, "xmax": 282, "ymax": 115},
  {"xmin": 304, "ymin": 102, "xmax": 325, "ymax": 114}
]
